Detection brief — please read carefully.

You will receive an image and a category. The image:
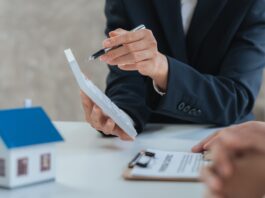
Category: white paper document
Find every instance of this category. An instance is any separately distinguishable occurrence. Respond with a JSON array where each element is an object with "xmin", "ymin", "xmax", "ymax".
[
  {"xmin": 131, "ymin": 149, "xmax": 209, "ymax": 180},
  {"xmin": 64, "ymin": 49, "xmax": 137, "ymax": 139}
]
